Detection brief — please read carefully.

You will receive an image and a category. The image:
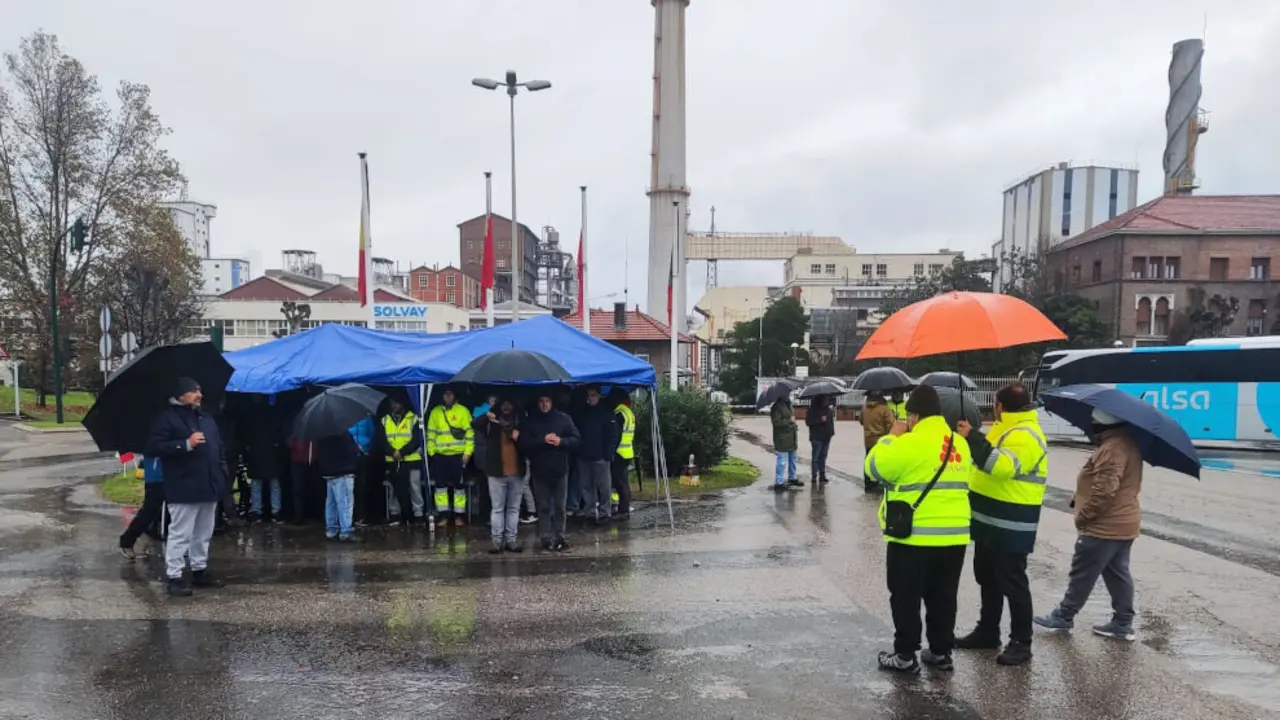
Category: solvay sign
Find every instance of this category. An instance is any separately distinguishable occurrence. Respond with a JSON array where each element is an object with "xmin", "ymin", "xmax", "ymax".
[
  {"xmin": 373, "ymin": 304, "xmax": 428, "ymax": 318},
  {"xmin": 1139, "ymin": 386, "xmax": 1211, "ymax": 411}
]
